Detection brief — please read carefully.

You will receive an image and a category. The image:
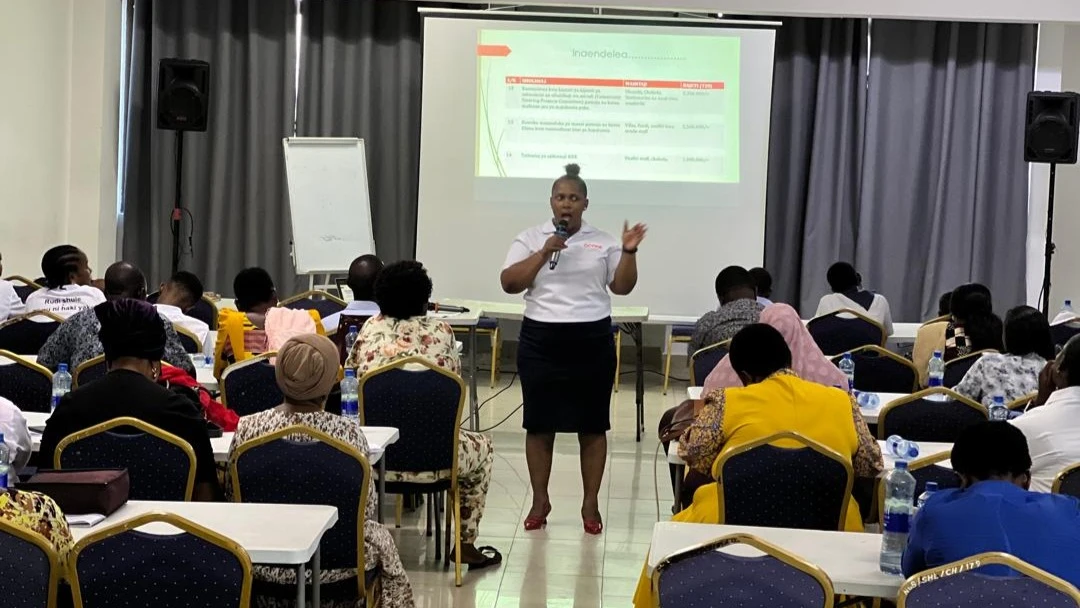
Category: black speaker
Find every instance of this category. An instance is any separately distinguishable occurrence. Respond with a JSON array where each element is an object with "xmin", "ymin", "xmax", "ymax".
[
  {"xmin": 1025, "ymin": 91, "xmax": 1080, "ymax": 164},
  {"xmin": 157, "ymin": 58, "xmax": 210, "ymax": 132}
]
